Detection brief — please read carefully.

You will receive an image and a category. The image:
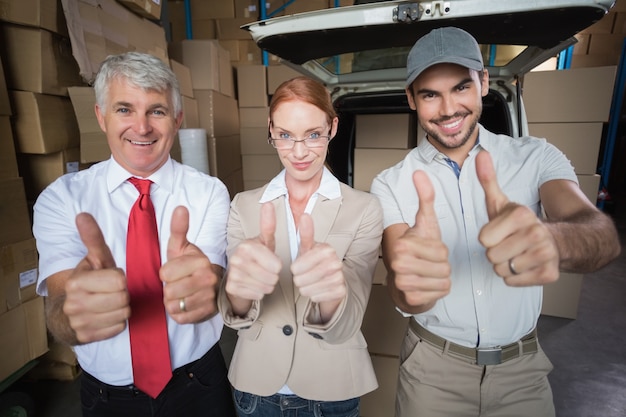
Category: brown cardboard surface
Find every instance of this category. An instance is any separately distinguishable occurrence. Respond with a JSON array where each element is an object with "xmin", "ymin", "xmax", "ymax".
[
  {"xmin": 360, "ymin": 354, "xmax": 399, "ymax": 417},
  {"xmin": 0, "ymin": 305, "xmax": 30, "ymax": 381},
  {"xmin": 362, "ymin": 284, "xmax": 409, "ymax": 357},
  {"xmin": 0, "ymin": 54, "xmax": 11, "ymax": 115},
  {"xmin": 242, "ymin": 154, "xmax": 282, "ymax": 181},
  {"xmin": 541, "ymin": 272, "xmax": 584, "ymax": 319},
  {"xmin": 67, "ymin": 87, "xmax": 110, "ymax": 163},
  {"xmin": 528, "ymin": 122, "xmax": 603, "ymax": 175},
  {"xmin": 237, "ymin": 65, "xmax": 268, "ymax": 107},
  {"xmin": 194, "ymin": 89, "xmax": 240, "ymax": 138},
  {"xmin": 0, "ymin": 116, "xmax": 19, "ymax": 180},
  {"xmin": 355, "ymin": 113, "xmax": 417, "ymax": 149},
  {"xmin": 17, "ymin": 147, "xmax": 85, "ymax": 201},
  {"xmin": 216, "ymin": 17, "xmax": 255, "ymax": 40},
  {"xmin": 240, "ymin": 127, "xmax": 274, "ymax": 155},
  {"xmin": 1, "ymin": 23, "xmax": 83, "ymax": 96},
  {"xmin": 181, "ymin": 96, "xmax": 199, "ymax": 128},
  {"xmin": 22, "ymin": 296, "xmax": 48, "ymax": 359},
  {"xmin": 208, "ymin": 134, "xmax": 243, "ymax": 179},
  {"xmin": 169, "ymin": 59, "xmax": 194, "ymax": 98},
  {"xmin": 0, "ymin": 178, "xmax": 33, "ymax": 246},
  {"xmin": 11, "ymin": 91, "xmax": 80, "ymax": 154},
  {"xmin": 266, "ymin": 64, "xmax": 301, "ymax": 94},
  {"xmin": 523, "ymin": 66, "xmax": 616, "ymax": 123},
  {"xmin": 190, "ymin": 0, "xmax": 235, "ymax": 19},
  {"xmin": 0, "ymin": 238, "xmax": 39, "ymax": 310},
  {"xmin": 577, "ymin": 174, "xmax": 601, "ymax": 204},
  {"xmin": 61, "ymin": 0, "xmax": 168, "ymax": 84},
  {"xmin": 0, "ymin": 0, "xmax": 68, "ymax": 36},
  {"xmin": 117, "ymin": 0, "xmax": 162, "ymax": 20},
  {"xmin": 353, "ymin": 148, "xmax": 411, "ymax": 192},
  {"xmin": 164, "ymin": 38, "xmax": 232, "ymax": 98}
]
